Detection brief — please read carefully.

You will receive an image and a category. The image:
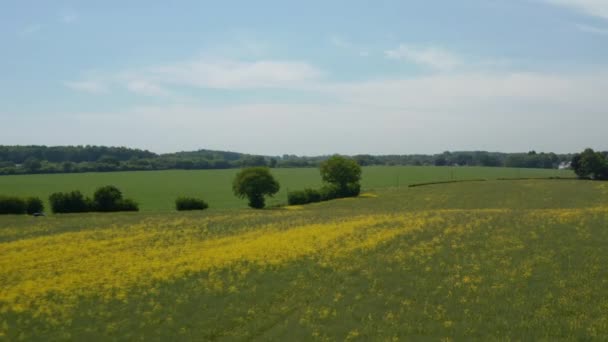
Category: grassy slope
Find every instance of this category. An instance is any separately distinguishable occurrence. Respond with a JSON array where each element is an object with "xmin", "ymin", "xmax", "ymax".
[
  {"xmin": 0, "ymin": 166, "xmax": 571, "ymax": 211},
  {"xmin": 2, "ymin": 180, "xmax": 608, "ymax": 340}
]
